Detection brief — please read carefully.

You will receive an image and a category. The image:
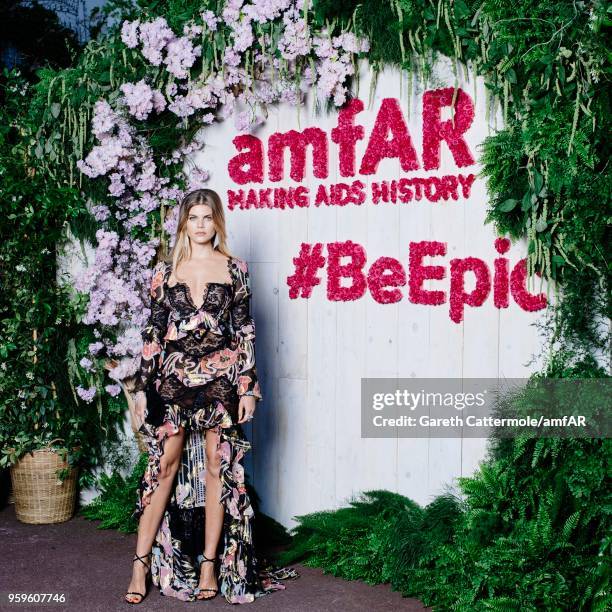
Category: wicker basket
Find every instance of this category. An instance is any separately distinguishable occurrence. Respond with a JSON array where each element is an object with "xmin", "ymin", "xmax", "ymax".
[{"xmin": 10, "ymin": 443, "xmax": 78, "ymax": 524}]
